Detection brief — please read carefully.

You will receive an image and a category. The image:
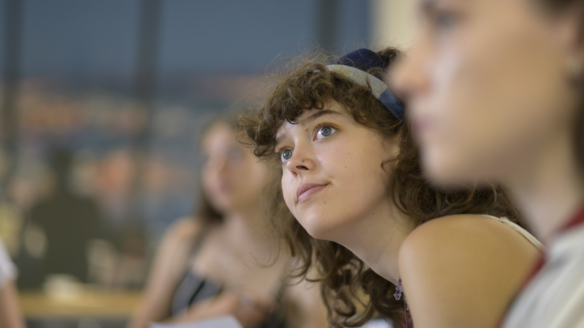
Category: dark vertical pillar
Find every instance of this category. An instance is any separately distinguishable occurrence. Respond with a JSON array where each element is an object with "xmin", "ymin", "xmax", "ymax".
[
  {"xmin": 129, "ymin": 0, "xmax": 162, "ymax": 224},
  {"xmin": 316, "ymin": 0, "xmax": 339, "ymax": 53},
  {"xmin": 1, "ymin": 0, "xmax": 24, "ymax": 194},
  {"xmin": 135, "ymin": 0, "xmax": 162, "ymax": 110}
]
